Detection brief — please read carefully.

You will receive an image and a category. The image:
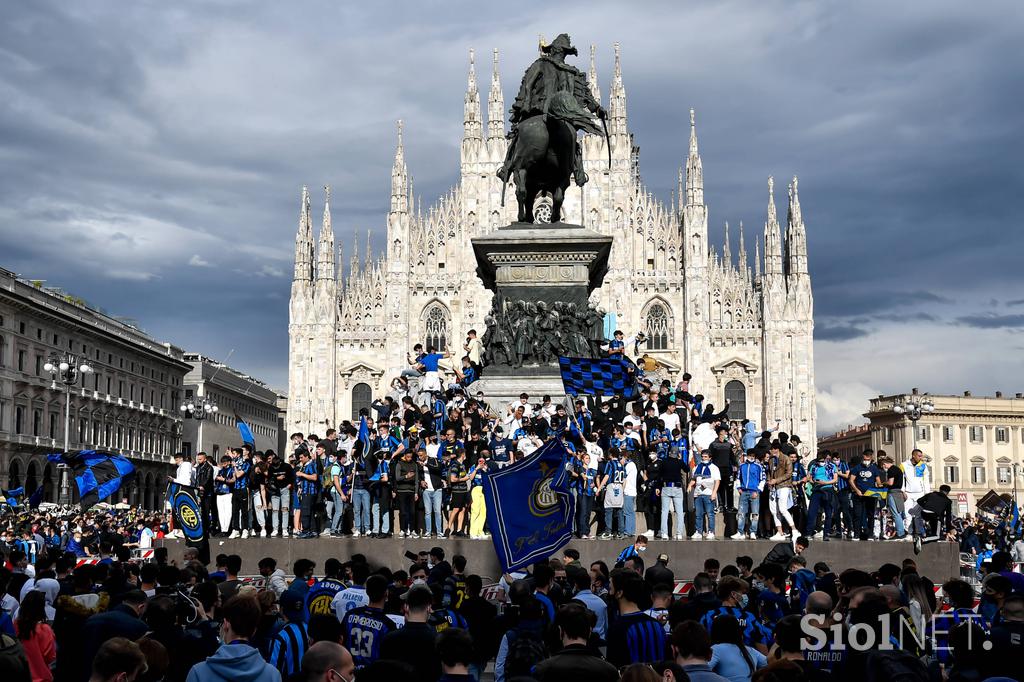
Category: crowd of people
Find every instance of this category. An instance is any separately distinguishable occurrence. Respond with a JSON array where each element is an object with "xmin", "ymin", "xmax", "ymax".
[
  {"xmin": 2, "ymin": 510, "xmax": 1024, "ymax": 682},
  {"xmin": 160, "ymin": 327, "xmax": 958, "ymax": 550}
]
